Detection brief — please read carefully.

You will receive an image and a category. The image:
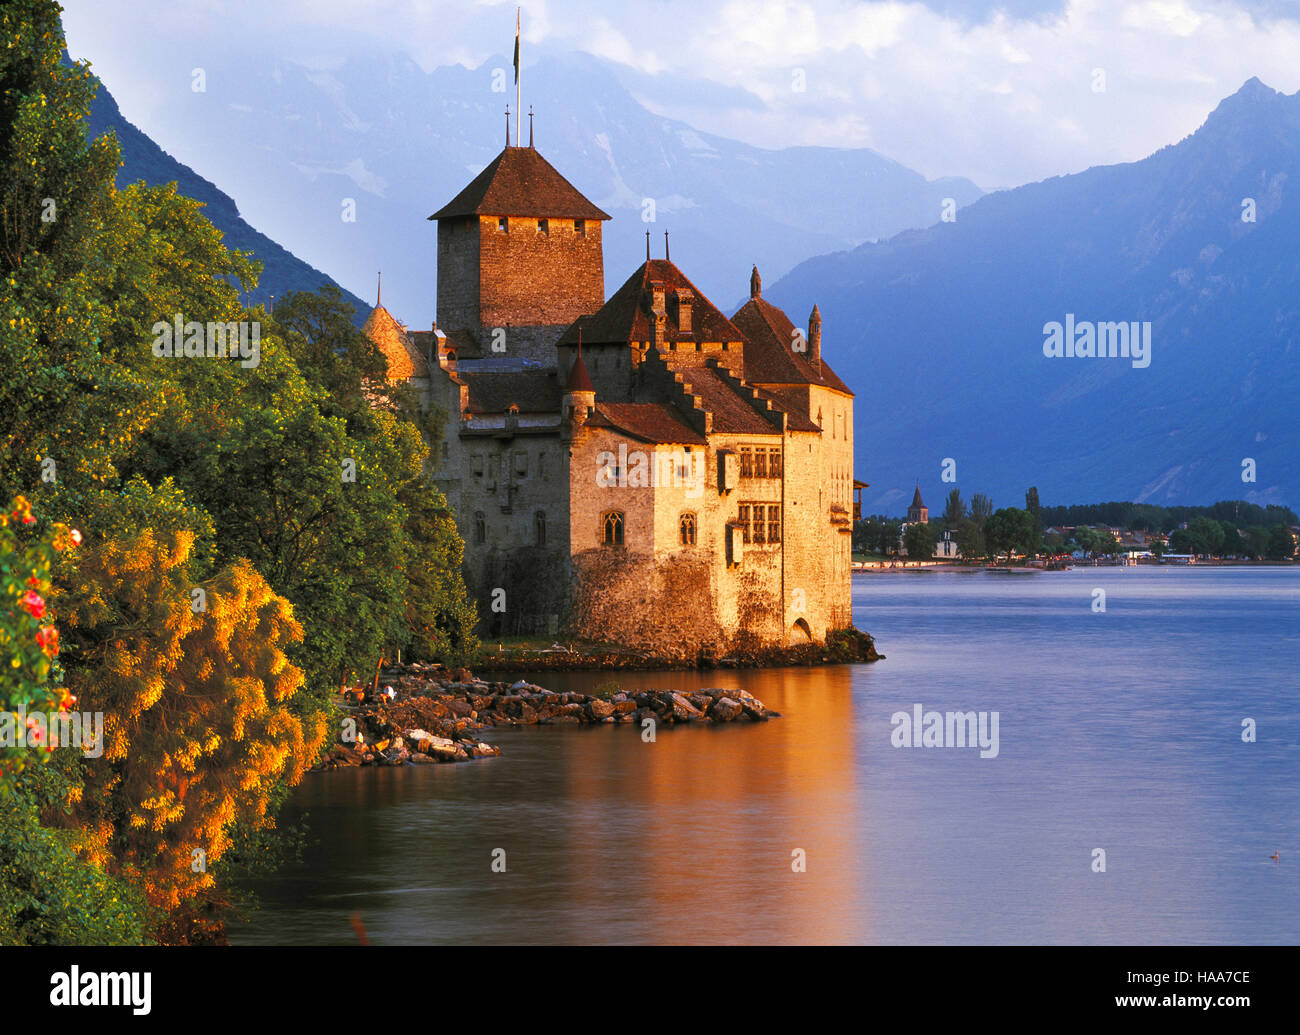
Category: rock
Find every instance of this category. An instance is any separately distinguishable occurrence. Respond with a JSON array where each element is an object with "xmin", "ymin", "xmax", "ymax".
[
  {"xmin": 669, "ymin": 693, "xmax": 704, "ymax": 722},
  {"xmin": 447, "ymin": 699, "xmax": 474, "ymax": 718},
  {"xmin": 710, "ymin": 697, "xmax": 742, "ymax": 721},
  {"xmin": 612, "ymin": 700, "xmax": 638, "ymax": 715},
  {"xmin": 687, "ymin": 692, "xmax": 713, "ymax": 712},
  {"xmin": 509, "ymin": 679, "xmax": 529, "ymax": 691},
  {"xmin": 408, "ymin": 753, "xmax": 435, "ymax": 765},
  {"xmin": 587, "ymin": 699, "xmax": 616, "ymax": 720}
]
